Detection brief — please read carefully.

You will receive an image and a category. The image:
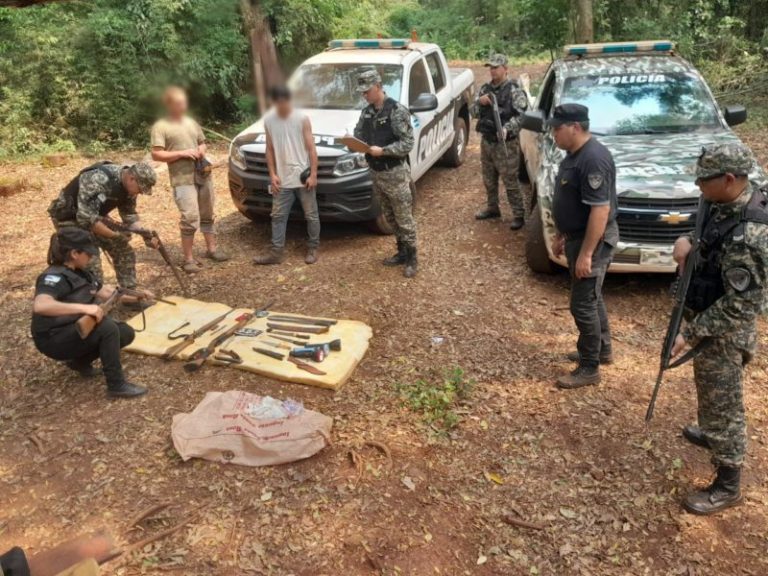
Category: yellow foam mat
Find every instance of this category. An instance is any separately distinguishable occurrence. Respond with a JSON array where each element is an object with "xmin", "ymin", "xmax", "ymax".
[{"xmin": 124, "ymin": 297, "xmax": 372, "ymax": 390}]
